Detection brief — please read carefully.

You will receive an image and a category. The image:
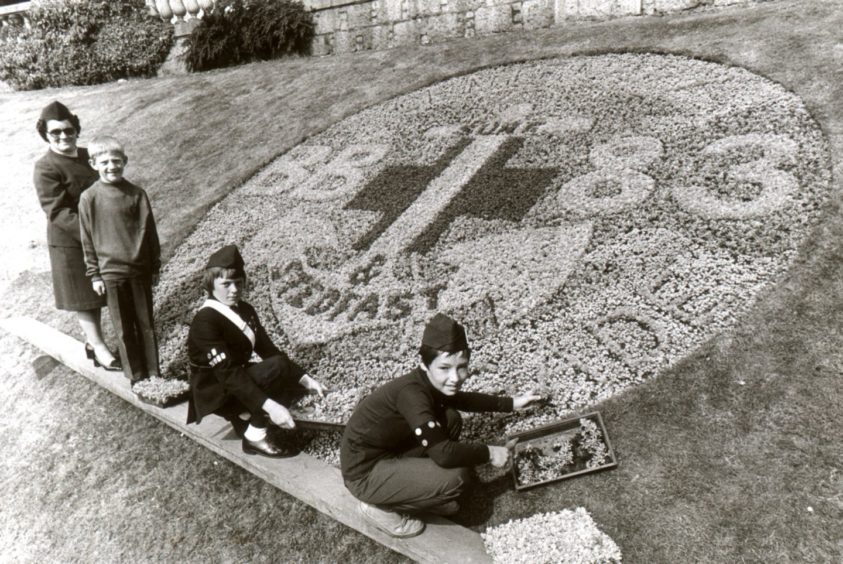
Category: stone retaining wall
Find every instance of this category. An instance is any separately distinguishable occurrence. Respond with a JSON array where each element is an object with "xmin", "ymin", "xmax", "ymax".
[{"xmin": 305, "ymin": 0, "xmax": 772, "ymax": 55}]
